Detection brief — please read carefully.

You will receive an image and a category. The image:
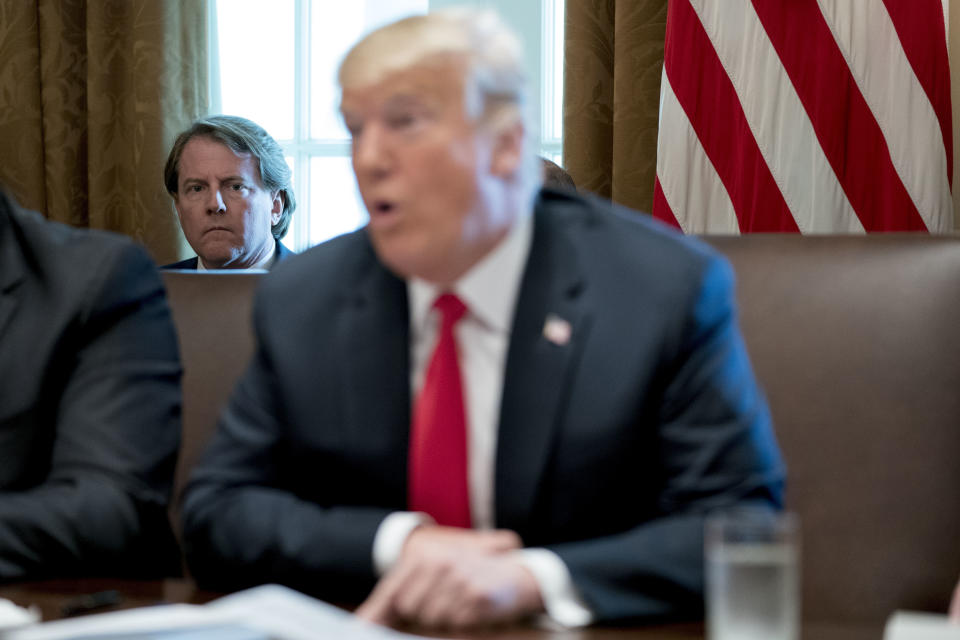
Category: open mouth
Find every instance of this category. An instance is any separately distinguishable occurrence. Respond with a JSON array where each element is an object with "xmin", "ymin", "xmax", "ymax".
[{"xmin": 371, "ymin": 201, "xmax": 395, "ymax": 215}]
